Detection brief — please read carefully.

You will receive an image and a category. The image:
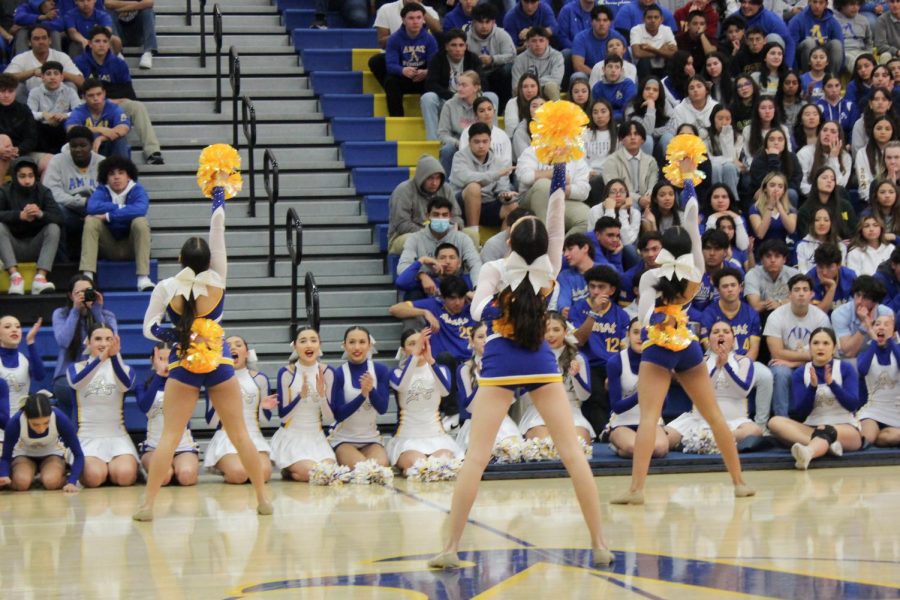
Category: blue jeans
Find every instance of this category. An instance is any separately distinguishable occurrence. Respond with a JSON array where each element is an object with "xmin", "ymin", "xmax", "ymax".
[
  {"xmin": 58, "ymin": 204, "xmax": 87, "ymax": 262},
  {"xmin": 111, "ymin": 9, "xmax": 158, "ymax": 51},
  {"xmin": 99, "ymin": 136, "xmax": 130, "ymax": 159},
  {"xmin": 315, "ymin": 0, "xmax": 368, "ymax": 27},
  {"xmin": 770, "ymin": 364, "xmax": 795, "ymax": 418}
]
